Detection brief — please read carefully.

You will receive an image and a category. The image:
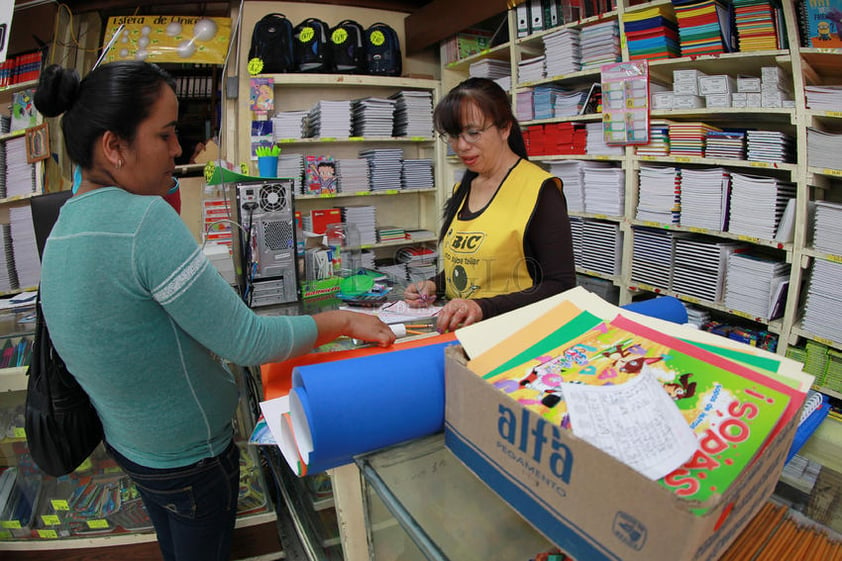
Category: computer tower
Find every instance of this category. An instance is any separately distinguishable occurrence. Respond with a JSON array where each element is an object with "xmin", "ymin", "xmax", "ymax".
[{"xmin": 235, "ymin": 180, "xmax": 299, "ymax": 306}]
